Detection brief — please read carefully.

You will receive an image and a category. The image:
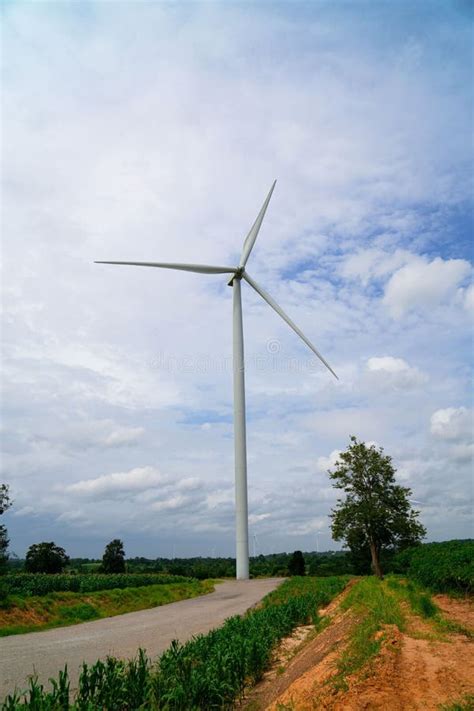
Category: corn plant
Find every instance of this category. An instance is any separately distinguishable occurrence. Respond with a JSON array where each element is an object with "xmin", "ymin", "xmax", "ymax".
[{"xmin": 3, "ymin": 574, "xmax": 195, "ymax": 598}]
